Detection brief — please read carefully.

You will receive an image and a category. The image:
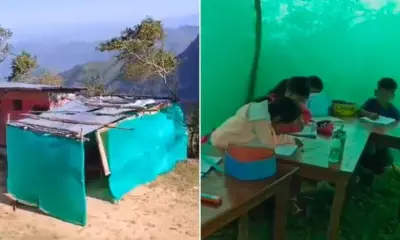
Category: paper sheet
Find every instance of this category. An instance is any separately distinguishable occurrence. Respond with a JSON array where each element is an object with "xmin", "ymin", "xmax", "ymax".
[
  {"xmin": 361, "ymin": 116, "xmax": 396, "ymax": 125},
  {"xmin": 312, "ymin": 116, "xmax": 344, "ymax": 122},
  {"xmin": 289, "ymin": 125, "xmax": 317, "ymax": 138},
  {"xmin": 275, "ymin": 145, "xmax": 298, "ymax": 156},
  {"xmin": 201, "ymin": 155, "xmax": 222, "ymax": 174}
]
